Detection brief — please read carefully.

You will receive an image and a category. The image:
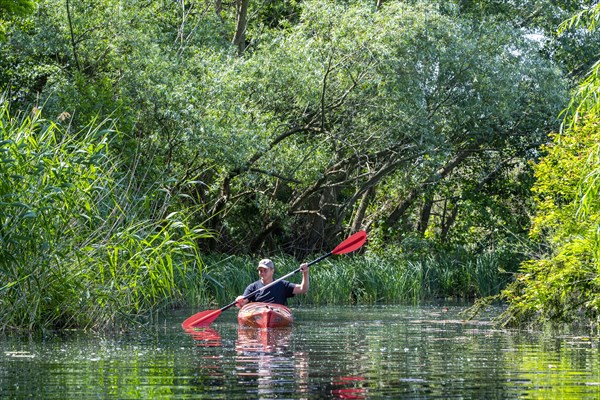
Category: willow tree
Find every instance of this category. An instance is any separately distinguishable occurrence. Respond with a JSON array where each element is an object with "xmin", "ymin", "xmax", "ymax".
[
  {"xmin": 493, "ymin": 4, "xmax": 600, "ymax": 327},
  {"xmin": 198, "ymin": 0, "xmax": 568, "ymax": 255}
]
